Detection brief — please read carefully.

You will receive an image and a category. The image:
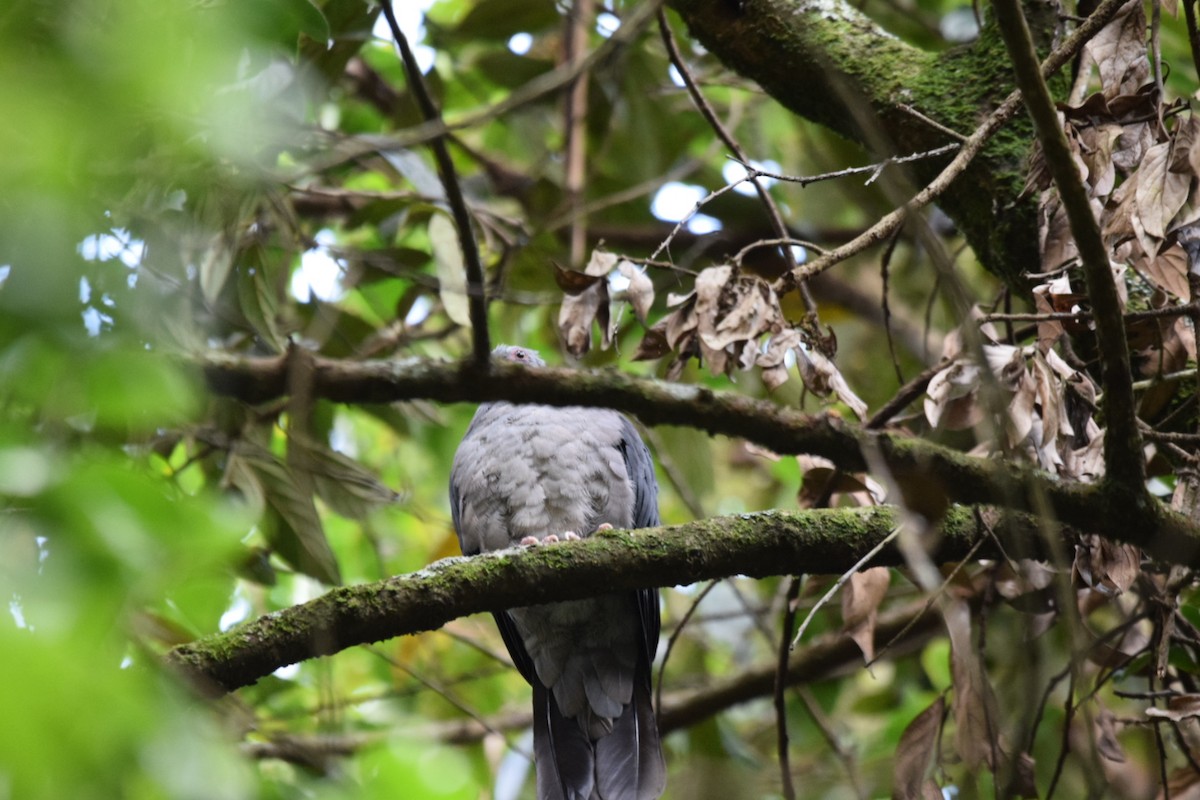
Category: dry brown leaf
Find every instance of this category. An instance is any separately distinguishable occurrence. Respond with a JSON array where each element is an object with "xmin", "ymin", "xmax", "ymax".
[
  {"xmin": 1075, "ymin": 534, "xmax": 1141, "ymax": 595},
  {"xmin": 558, "ymin": 279, "xmax": 608, "ymax": 358},
  {"xmin": 1077, "ymin": 122, "xmax": 1123, "ymax": 197},
  {"xmin": 842, "ymin": 567, "xmax": 890, "ymax": 662},
  {"xmin": 582, "ymin": 248, "xmax": 619, "ymax": 277},
  {"xmin": 1136, "ymin": 142, "xmax": 1191, "ymax": 240},
  {"xmin": 1160, "ymin": 767, "xmax": 1200, "ymax": 800},
  {"xmin": 1039, "ymin": 193, "xmax": 1080, "ymax": 272},
  {"xmin": 1137, "ymin": 241, "xmax": 1190, "ymax": 300},
  {"xmin": 553, "ymin": 260, "xmax": 603, "ymax": 294},
  {"xmin": 1083, "ymin": 0, "xmax": 1150, "ymax": 100},
  {"xmin": 664, "ymin": 295, "xmax": 698, "ymax": 351},
  {"xmin": 893, "ymin": 696, "xmax": 946, "ymax": 800},
  {"xmin": 617, "ymin": 260, "xmax": 654, "ymax": 323},
  {"xmin": 1093, "ymin": 705, "xmax": 1127, "ymax": 762},
  {"xmin": 795, "ymin": 344, "xmax": 869, "ymax": 420},
  {"xmin": 632, "ymin": 320, "xmax": 670, "ymax": 361},
  {"xmin": 1145, "ymin": 694, "xmax": 1200, "ymax": 722},
  {"xmin": 1114, "ymin": 120, "xmax": 1154, "ymax": 172},
  {"xmin": 944, "ymin": 597, "xmax": 1001, "ymax": 772},
  {"xmin": 1007, "ymin": 368, "xmax": 1037, "ymax": 448},
  {"xmin": 925, "ymin": 361, "xmax": 983, "ymax": 429}
]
